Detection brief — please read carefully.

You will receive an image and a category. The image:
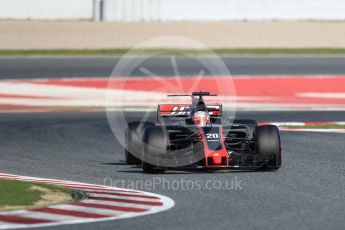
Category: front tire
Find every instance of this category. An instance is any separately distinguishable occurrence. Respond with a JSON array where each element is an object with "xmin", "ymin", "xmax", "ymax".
[
  {"xmin": 255, "ymin": 125, "xmax": 281, "ymax": 170},
  {"xmin": 142, "ymin": 126, "xmax": 167, "ymax": 173},
  {"xmin": 125, "ymin": 122, "xmax": 155, "ymax": 165}
]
